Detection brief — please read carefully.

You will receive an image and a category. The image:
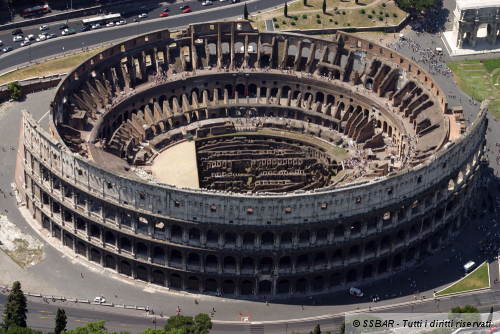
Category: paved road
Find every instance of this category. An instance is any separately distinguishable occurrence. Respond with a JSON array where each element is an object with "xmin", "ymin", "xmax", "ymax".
[{"xmin": 0, "ymin": 0, "xmax": 277, "ymax": 72}]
